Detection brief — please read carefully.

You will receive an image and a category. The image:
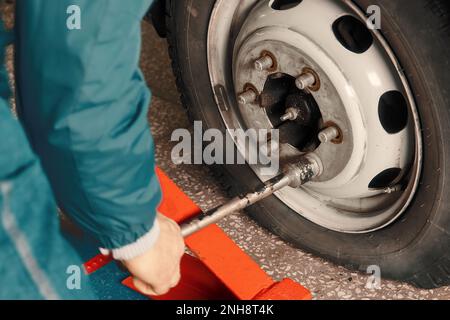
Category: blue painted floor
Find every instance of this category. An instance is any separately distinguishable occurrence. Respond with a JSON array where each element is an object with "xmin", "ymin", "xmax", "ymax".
[{"xmin": 64, "ymin": 224, "xmax": 147, "ymax": 300}]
